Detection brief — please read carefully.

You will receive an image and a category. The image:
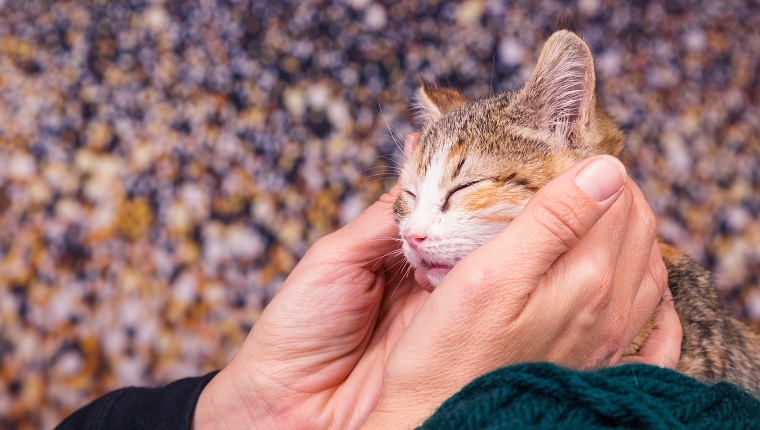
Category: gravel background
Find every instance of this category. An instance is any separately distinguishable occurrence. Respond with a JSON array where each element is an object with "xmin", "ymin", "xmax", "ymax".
[{"xmin": 0, "ymin": 0, "xmax": 758, "ymax": 427}]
